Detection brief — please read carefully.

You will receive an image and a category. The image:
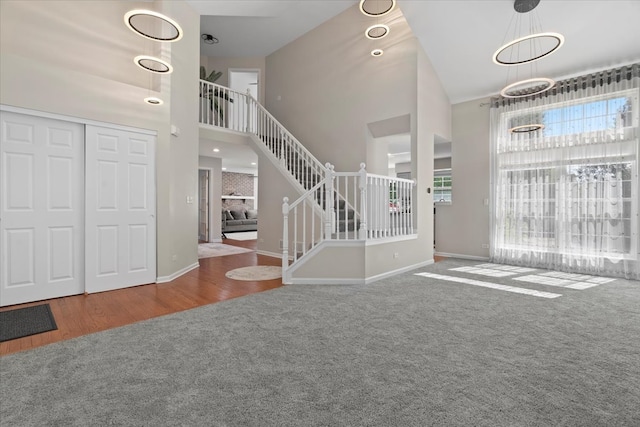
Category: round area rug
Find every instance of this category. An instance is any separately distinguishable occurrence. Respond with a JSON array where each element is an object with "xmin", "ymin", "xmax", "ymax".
[{"xmin": 225, "ymin": 266, "xmax": 282, "ymax": 281}]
